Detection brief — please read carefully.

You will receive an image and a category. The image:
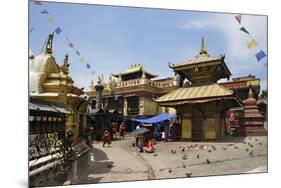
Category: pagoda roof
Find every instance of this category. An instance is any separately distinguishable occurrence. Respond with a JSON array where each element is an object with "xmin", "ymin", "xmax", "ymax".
[
  {"xmin": 154, "ymin": 84, "xmax": 241, "ymax": 105},
  {"xmin": 111, "ymin": 64, "xmax": 158, "ymax": 79}
]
